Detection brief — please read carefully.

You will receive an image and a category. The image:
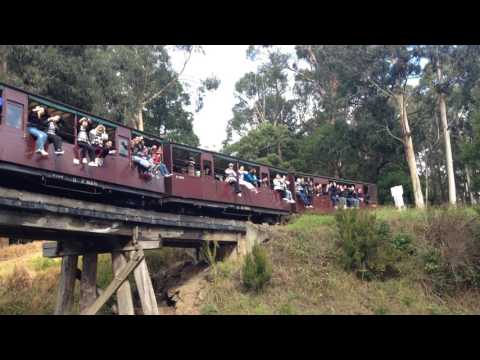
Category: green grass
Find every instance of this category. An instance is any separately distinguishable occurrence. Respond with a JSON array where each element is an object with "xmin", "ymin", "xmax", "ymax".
[
  {"xmin": 201, "ymin": 210, "xmax": 480, "ymax": 315},
  {"xmin": 287, "ymin": 213, "xmax": 335, "ymax": 231},
  {"xmin": 29, "ymin": 256, "xmax": 59, "ymax": 272}
]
